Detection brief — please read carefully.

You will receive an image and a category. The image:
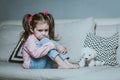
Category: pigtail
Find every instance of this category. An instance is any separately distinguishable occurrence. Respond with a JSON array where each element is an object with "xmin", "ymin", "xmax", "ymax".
[
  {"xmin": 22, "ymin": 14, "xmax": 32, "ymax": 42},
  {"xmin": 47, "ymin": 14, "xmax": 54, "ymax": 39},
  {"xmin": 47, "ymin": 13, "xmax": 59, "ymax": 41}
]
